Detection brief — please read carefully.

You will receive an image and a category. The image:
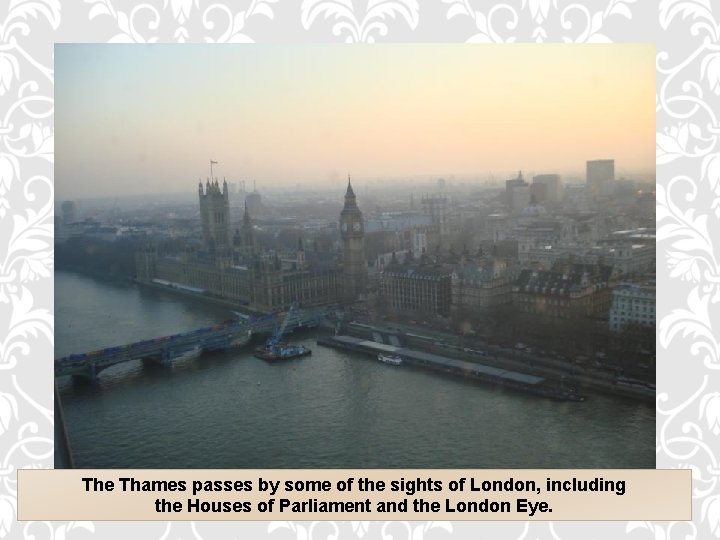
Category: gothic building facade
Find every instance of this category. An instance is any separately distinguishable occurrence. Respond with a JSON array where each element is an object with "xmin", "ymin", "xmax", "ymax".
[{"xmin": 136, "ymin": 176, "xmax": 367, "ymax": 312}]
